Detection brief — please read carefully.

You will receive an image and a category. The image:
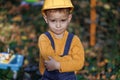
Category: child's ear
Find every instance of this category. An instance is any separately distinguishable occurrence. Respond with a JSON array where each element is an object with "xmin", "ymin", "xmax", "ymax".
[
  {"xmin": 43, "ymin": 16, "xmax": 48, "ymax": 23},
  {"xmin": 68, "ymin": 14, "xmax": 72, "ymax": 22}
]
